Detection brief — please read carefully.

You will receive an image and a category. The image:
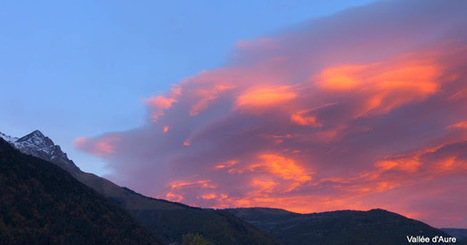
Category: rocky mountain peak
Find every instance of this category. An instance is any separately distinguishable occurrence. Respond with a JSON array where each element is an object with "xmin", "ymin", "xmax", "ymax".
[
  {"xmin": 0, "ymin": 129, "xmax": 80, "ymax": 173},
  {"xmin": 17, "ymin": 130, "xmax": 53, "ymax": 146}
]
